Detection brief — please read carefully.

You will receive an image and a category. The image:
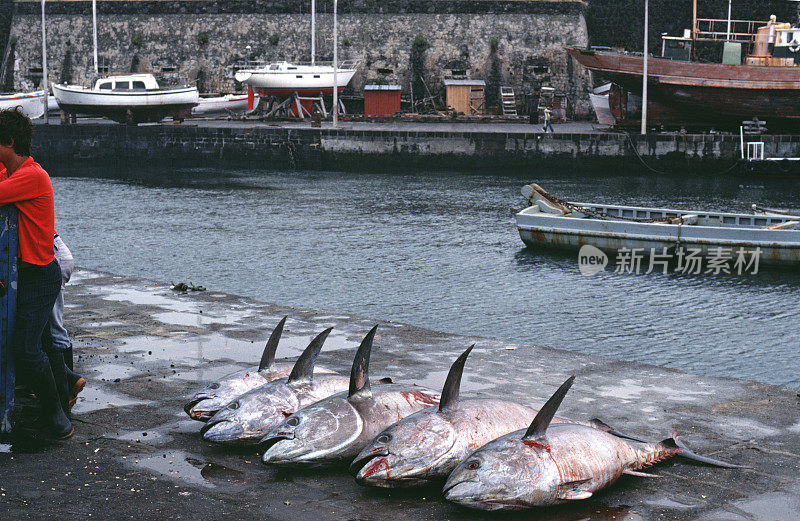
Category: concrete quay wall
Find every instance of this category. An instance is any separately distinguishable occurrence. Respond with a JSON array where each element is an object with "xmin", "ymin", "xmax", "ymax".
[{"xmin": 32, "ymin": 122, "xmax": 797, "ymax": 173}]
